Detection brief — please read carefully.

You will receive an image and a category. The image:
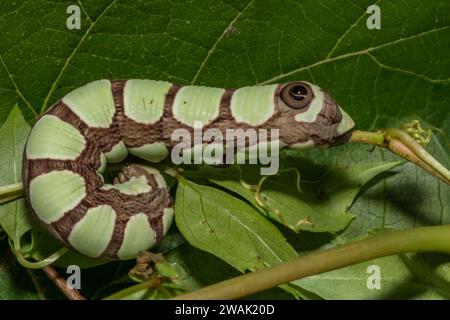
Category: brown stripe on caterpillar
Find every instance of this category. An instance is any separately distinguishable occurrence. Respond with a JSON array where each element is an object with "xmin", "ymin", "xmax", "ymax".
[
  {"xmin": 101, "ymin": 165, "xmax": 170, "ymax": 258},
  {"xmin": 46, "ymin": 100, "xmax": 121, "ymax": 154},
  {"xmin": 116, "ymin": 84, "xmax": 180, "ymax": 148},
  {"xmin": 45, "ymin": 164, "xmax": 170, "ymax": 259},
  {"xmin": 21, "ymin": 100, "xmax": 119, "ymax": 181}
]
